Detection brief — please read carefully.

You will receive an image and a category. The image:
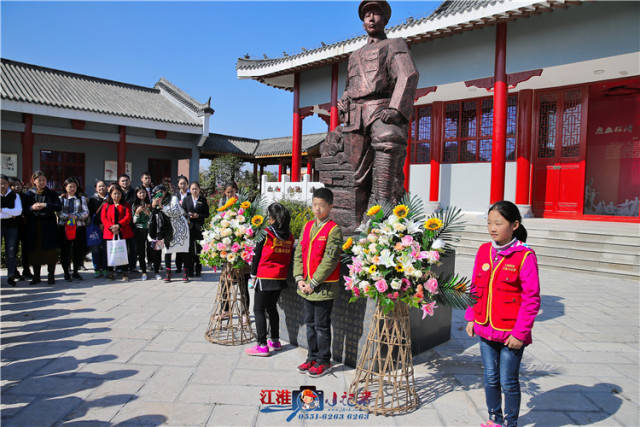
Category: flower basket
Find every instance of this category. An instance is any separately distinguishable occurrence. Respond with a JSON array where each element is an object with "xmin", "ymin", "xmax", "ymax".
[
  {"xmin": 204, "ymin": 263, "xmax": 255, "ymax": 345},
  {"xmin": 342, "ymin": 194, "xmax": 476, "ymax": 414}
]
